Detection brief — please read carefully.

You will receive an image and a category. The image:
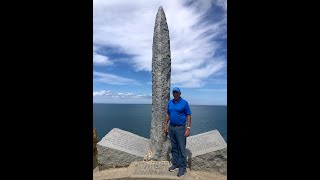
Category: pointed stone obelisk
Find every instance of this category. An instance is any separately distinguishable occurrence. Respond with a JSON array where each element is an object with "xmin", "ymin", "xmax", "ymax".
[{"xmin": 145, "ymin": 6, "xmax": 171, "ymax": 161}]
